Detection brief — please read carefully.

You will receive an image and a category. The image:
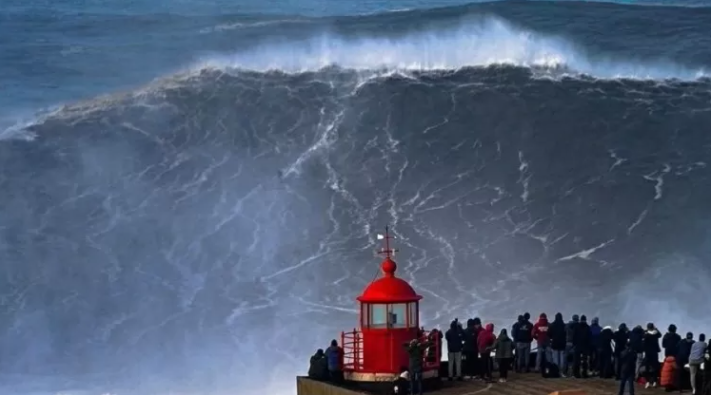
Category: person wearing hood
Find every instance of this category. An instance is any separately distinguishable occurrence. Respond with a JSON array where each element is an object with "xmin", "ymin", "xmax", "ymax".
[
  {"xmin": 462, "ymin": 318, "xmax": 479, "ymax": 379},
  {"xmin": 549, "ymin": 313, "xmax": 568, "ymax": 376},
  {"xmin": 495, "ymin": 329, "xmax": 514, "ymax": 382},
  {"xmin": 308, "ymin": 349, "xmax": 329, "ymax": 380},
  {"xmin": 325, "ymin": 339, "xmax": 344, "ymax": 382},
  {"xmin": 478, "ymin": 323, "xmax": 497, "ymax": 381},
  {"xmin": 565, "ymin": 314, "xmax": 580, "ymax": 376},
  {"xmin": 598, "ymin": 325, "xmax": 614, "ymax": 378},
  {"xmin": 613, "ymin": 324, "xmax": 630, "ymax": 380},
  {"xmin": 629, "ymin": 325, "xmax": 645, "ymax": 379},
  {"xmin": 590, "ymin": 317, "xmax": 602, "ymax": 376},
  {"xmin": 689, "ymin": 333, "xmax": 706, "ymax": 395},
  {"xmin": 642, "ymin": 322, "xmax": 662, "ymax": 388},
  {"xmin": 676, "ymin": 332, "xmax": 695, "ymax": 391},
  {"xmin": 404, "ymin": 337, "xmax": 430, "ymax": 395},
  {"xmin": 445, "ymin": 319, "xmax": 464, "ymax": 380},
  {"xmin": 516, "ymin": 313, "xmax": 534, "ymax": 373},
  {"xmin": 572, "ymin": 314, "xmax": 592, "ymax": 378},
  {"xmin": 532, "ymin": 313, "xmax": 551, "ymax": 374},
  {"xmin": 663, "ymin": 324, "xmax": 682, "ymax": 358}
]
